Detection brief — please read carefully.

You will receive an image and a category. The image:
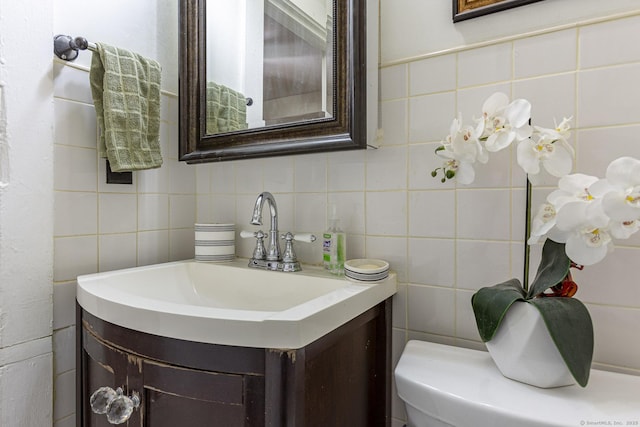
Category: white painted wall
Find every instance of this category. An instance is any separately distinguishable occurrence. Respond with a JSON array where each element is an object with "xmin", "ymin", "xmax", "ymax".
[
  {"xmin": 0, "ymin": 0, "xmax": 54, "ymax": 424},
  {"xmin": 52, "ymin": 0, "xmax": 179, "ymax": 94}
]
